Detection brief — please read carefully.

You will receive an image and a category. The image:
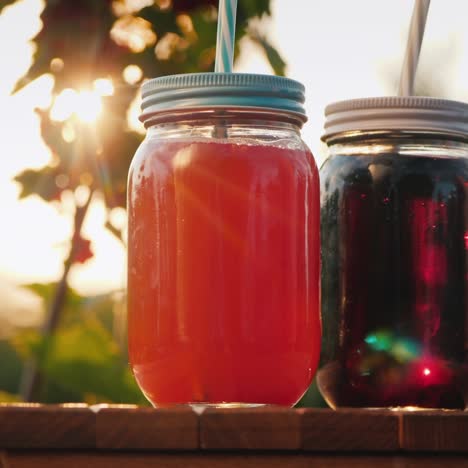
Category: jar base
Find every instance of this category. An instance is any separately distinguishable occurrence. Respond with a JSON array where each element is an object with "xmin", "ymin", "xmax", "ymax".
[
  {"xmin": 149, "ymin": 402, "xmax": 271, "ymax": 412},
  {"xmin": 338, "ymin": 406, "xmax": 461, "ymax": 412},
  {"xmin": 317, "ymin": 361, "xmax": 467, "ymax": 411},
  {"xmin": 190, "ymin": 402, "xmax": 267, "ymax": 413}
]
